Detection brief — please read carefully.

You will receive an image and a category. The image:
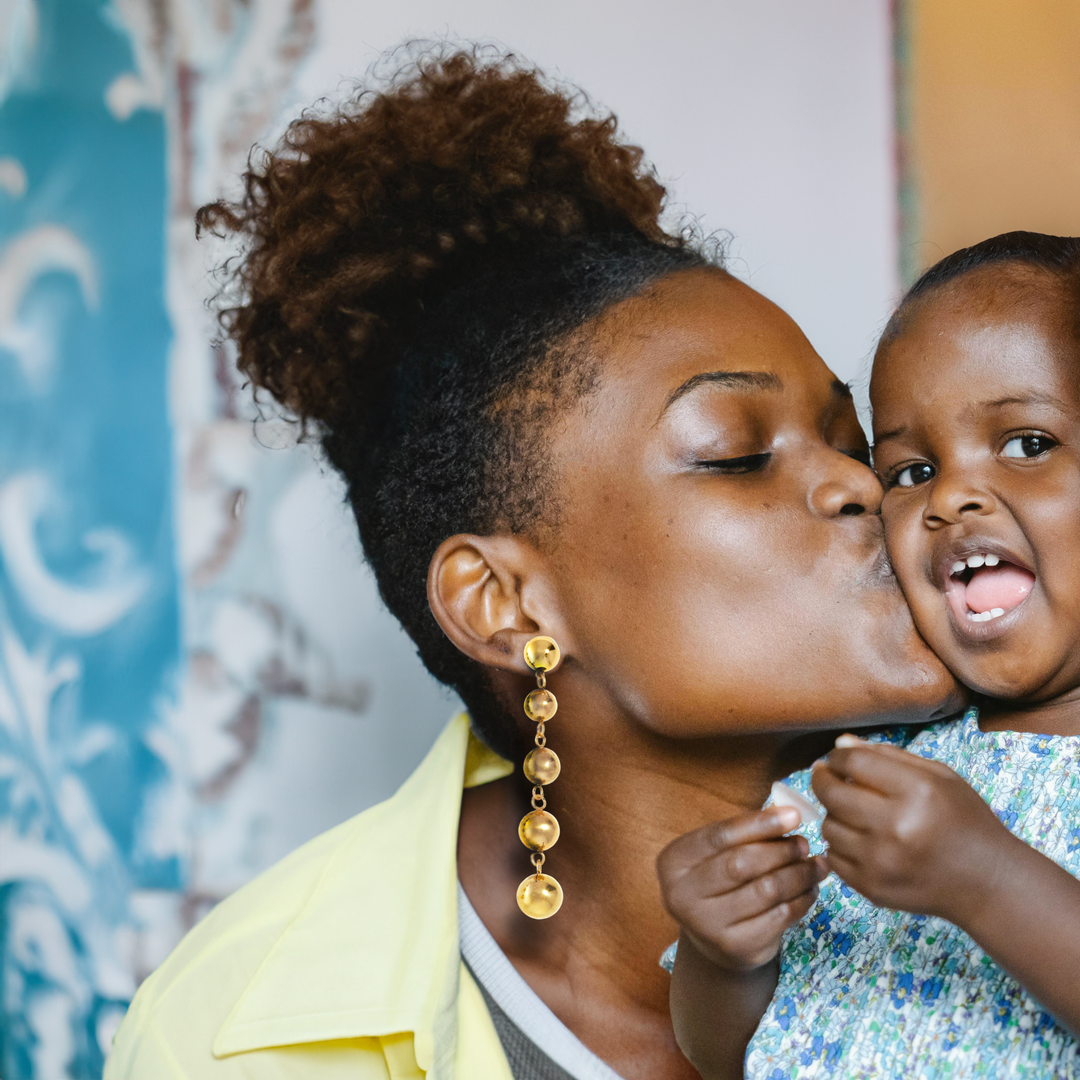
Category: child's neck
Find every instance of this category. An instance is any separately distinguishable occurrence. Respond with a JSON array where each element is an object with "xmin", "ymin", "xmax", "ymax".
[{"xmin": 978, "ymin": 686, "xmax": 1080, "ymax": 737}]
